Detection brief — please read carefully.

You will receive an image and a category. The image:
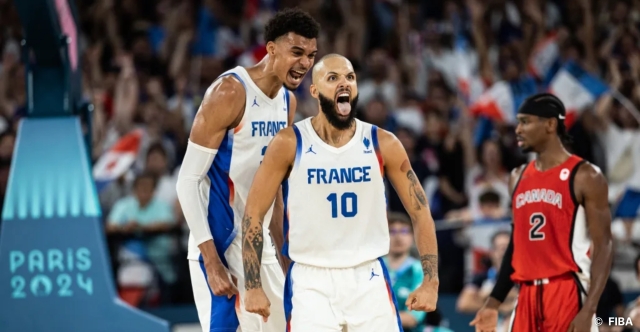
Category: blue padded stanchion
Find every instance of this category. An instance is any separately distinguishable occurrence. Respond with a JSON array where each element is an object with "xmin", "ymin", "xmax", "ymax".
[{"xmin": 0, "ymin": 118, "xmax": 170, "ymax": 332}]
